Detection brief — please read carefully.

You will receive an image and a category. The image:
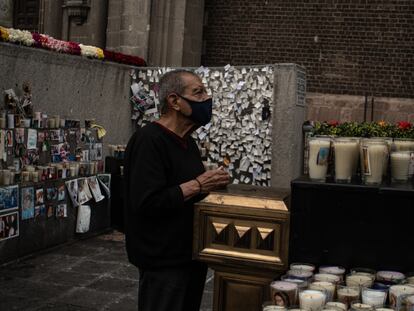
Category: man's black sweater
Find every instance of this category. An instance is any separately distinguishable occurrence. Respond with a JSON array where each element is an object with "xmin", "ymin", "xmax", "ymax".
[{"xmin": 124, "ymin": 122, "xmax": 205, "ymax": 269}]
